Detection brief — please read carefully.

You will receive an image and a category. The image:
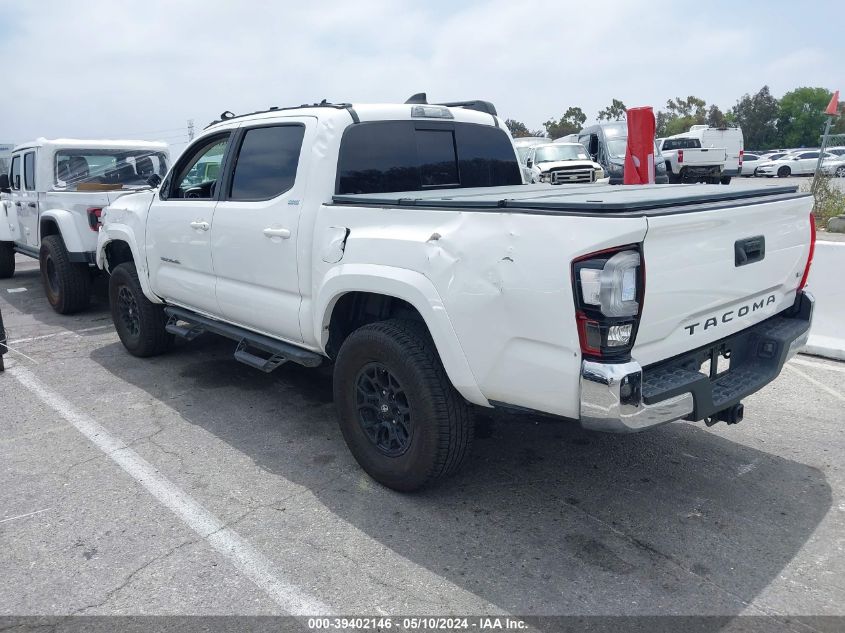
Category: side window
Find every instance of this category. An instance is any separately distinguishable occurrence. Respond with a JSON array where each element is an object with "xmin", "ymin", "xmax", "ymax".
[
  {"xmin": 23, "ymin": 152, "xmax": 36, "ymax": 190},
  {"xmin": 10, "ymin": 155, "xmax": 21, "ymax": 190},
  {"xmin": 167, "ymin": 134, "xmax": 231, "ymax": 200},
  {"xmin": 229, "ymin": 125, "xmax": 305, "ymax": 200},
  {"xmin": 336, "ymin": 122, "xmax": 418, "ymax": 194},
  {"xmin": 800, "ymin": 152, "xmax": 818, "ymax": 159}
]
